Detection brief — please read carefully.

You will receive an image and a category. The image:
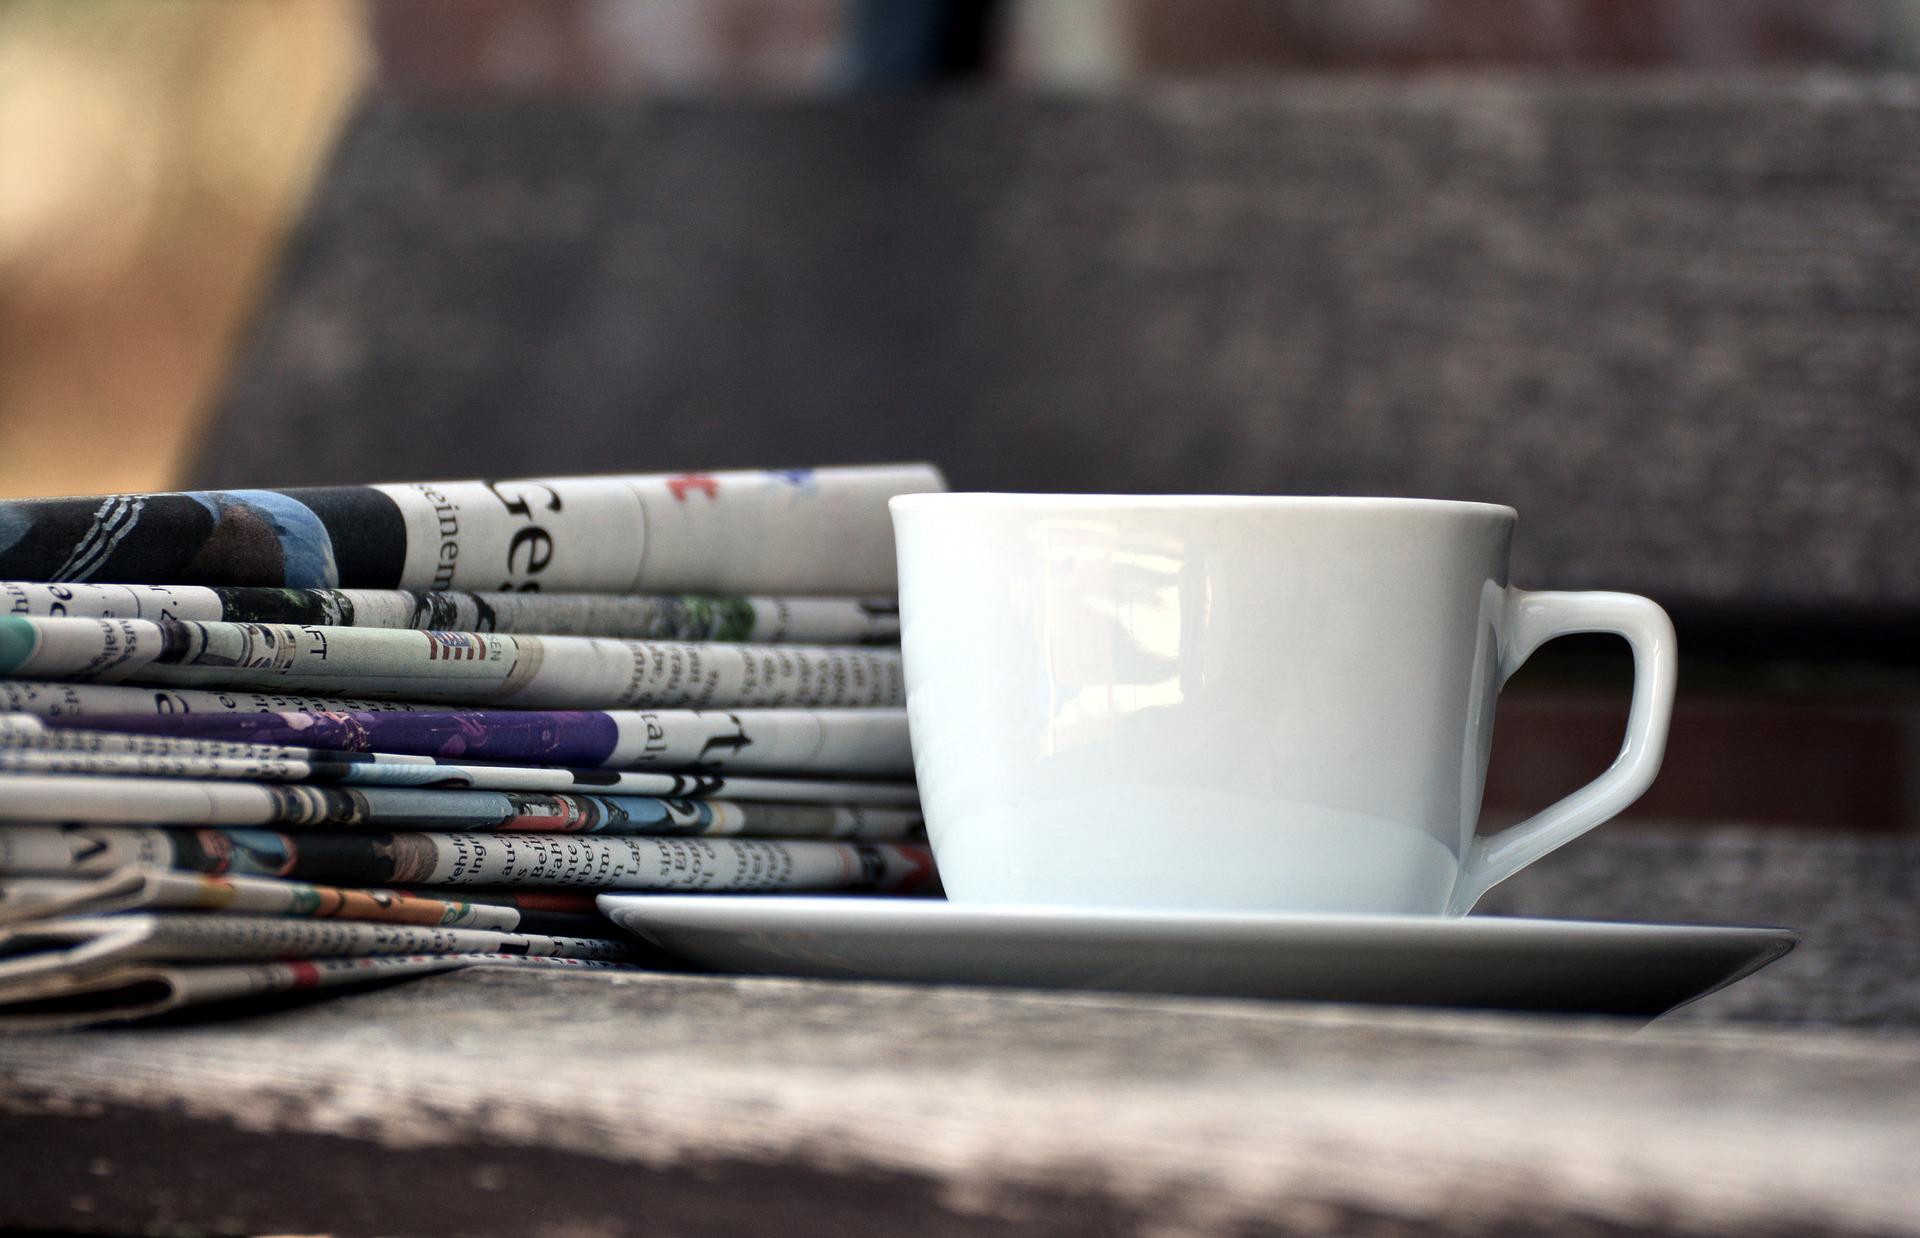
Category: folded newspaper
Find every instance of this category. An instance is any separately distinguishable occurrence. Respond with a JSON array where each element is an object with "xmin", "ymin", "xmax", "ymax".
[
  {"xmin": 0, "ymin": 911, "xmax": 643, "ymax": 1029},
  {"xmin": 1, "ymin": 676, "xmax": 431, "ymax": 717},
  {"xmin": 0, "ymin": 951, "xmax": 634, "ymax": 1032},
  {"xmin": 1, "ymin": 582, "xmax": 899, "ymax": 644},
  {"xmin": 0, "ymin": 616, "xmax": 904, "ymax": 709},
  {"xmin": 0, "ymin": 706, "xmax": 914, "ymax": 773},
  {"xmin": 0, "ymin": 867, "xmax": 543, "ymax": 930},
  {"xmin": 0, "ymin": 729, "xmax": 920, "ymax": 804},
  {"xmin": 0, "ymin": 824, "xmax": 940, "ymax": 892},
  {"xmin": 1, "ymin": 913, "xmax": 632, "ymax": 981},
  {"xmin": 0, "ymin": 775, "xmax": 921, "ymax": 840},
  {"xmin": 0, "ymin": 460, "xmax": 940, "ymax": 1029},
  {"xmin": 0, "ymin": 463, "xmax": 943, "ymax": 593}
]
